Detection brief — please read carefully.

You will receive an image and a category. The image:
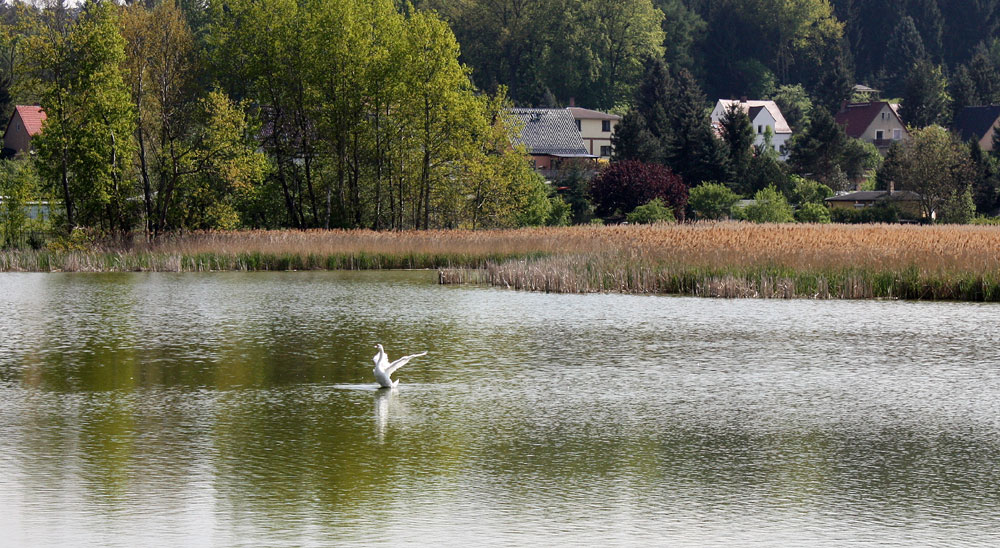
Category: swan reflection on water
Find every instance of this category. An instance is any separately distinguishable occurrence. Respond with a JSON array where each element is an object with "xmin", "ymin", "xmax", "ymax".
[{"xmin": 374, "ymin": 387, "xmax": 398, "ymax": 443}]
